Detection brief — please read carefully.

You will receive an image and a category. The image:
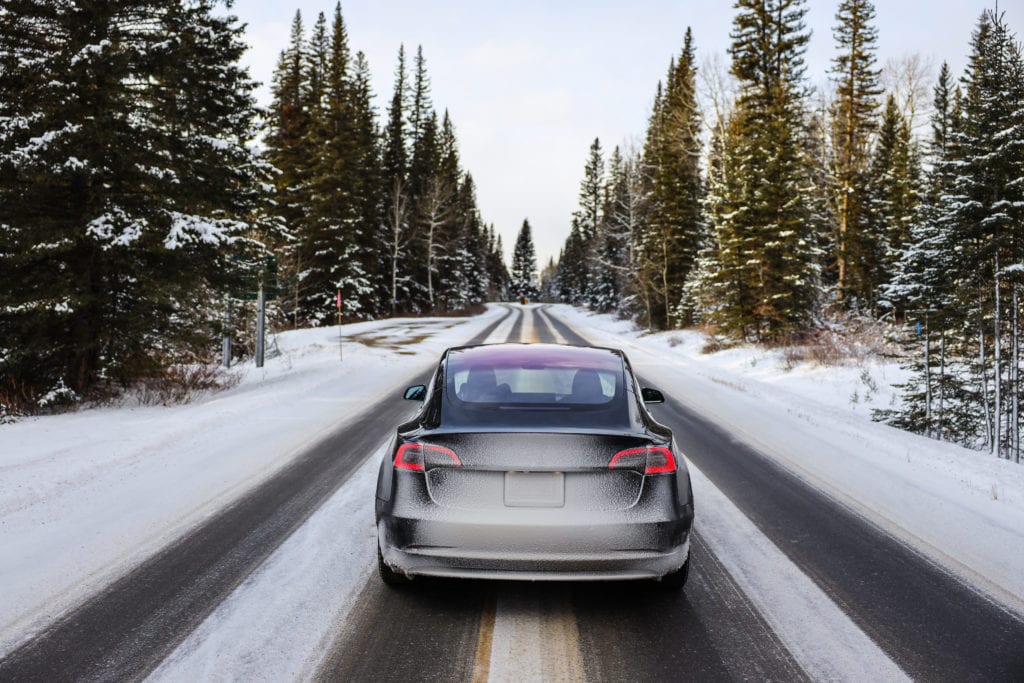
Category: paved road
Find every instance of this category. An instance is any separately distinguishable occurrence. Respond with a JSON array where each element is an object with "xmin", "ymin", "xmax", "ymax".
[{"xmin": 3, "ymin": 304, "xmax": 1023, "ymax": 681}]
